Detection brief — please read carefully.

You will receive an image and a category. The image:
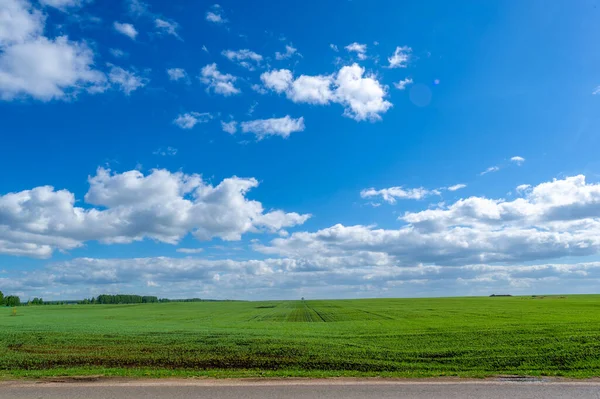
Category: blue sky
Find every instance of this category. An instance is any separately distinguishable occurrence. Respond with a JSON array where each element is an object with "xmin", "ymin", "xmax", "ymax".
[{"xmin": 2, "ymin": 0, "xmax": 600, "ymax": 300}]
